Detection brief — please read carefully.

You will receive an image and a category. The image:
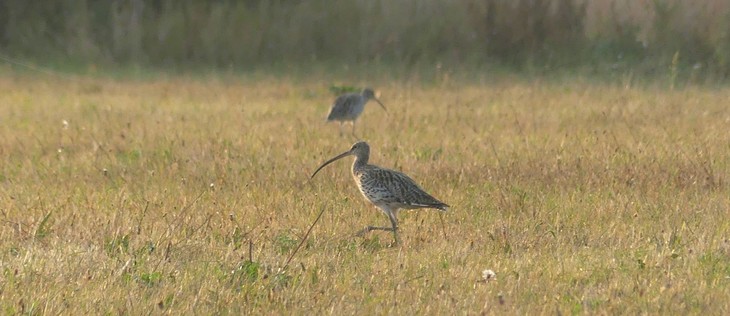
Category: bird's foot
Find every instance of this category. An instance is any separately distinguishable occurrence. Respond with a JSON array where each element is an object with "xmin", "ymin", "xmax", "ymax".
[{"xmin": 355, "ymin": 226, "xmax": 393, "ymax": 237}]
